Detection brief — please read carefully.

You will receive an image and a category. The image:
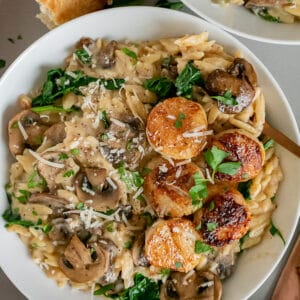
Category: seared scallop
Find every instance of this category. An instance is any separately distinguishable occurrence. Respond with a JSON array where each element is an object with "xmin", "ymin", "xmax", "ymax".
[
  {"xmin": 212, "ymin": 129, "xmax": 265, "ymax": 182},
  {"xmin": 144, "ymin": 157, "xmax": 203, "ymax": 217},
  {"xmin": 194, "ymin": 189, "xmax": 250, "ymax": 247},
  {"xmin": 146, "ymin": 97, "xmax": 209, "ymax": 160},
  {"xmin": 145, "ymin": 218, "xmax": 203, "ymax": 273}
]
